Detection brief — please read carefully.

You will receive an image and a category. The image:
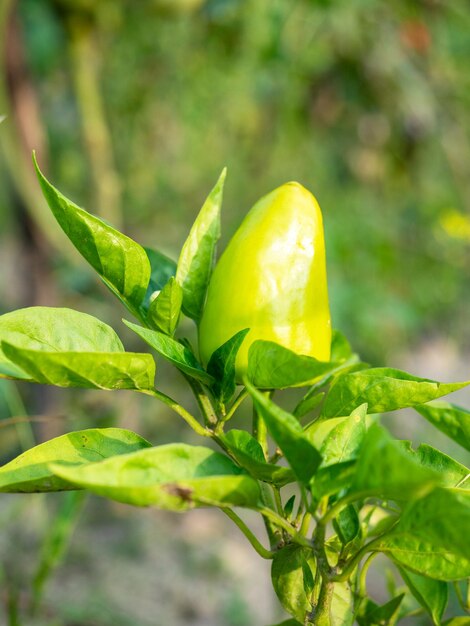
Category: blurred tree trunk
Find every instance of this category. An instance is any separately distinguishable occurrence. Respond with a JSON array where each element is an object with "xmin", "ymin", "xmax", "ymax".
[{"xmin": 1, "ymin": 1, "xmax": 60, "ymax": 441}]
